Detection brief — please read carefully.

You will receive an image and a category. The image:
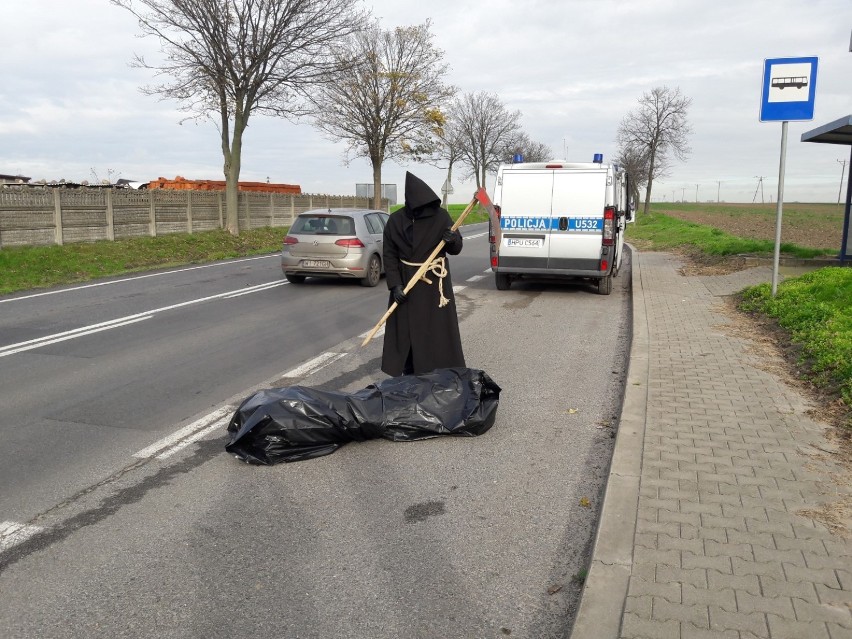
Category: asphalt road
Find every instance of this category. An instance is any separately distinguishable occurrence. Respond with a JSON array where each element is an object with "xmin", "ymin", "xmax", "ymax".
[{"xmin": 0, "ymin": 224, "xmax": 632, "ymax": 638}]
